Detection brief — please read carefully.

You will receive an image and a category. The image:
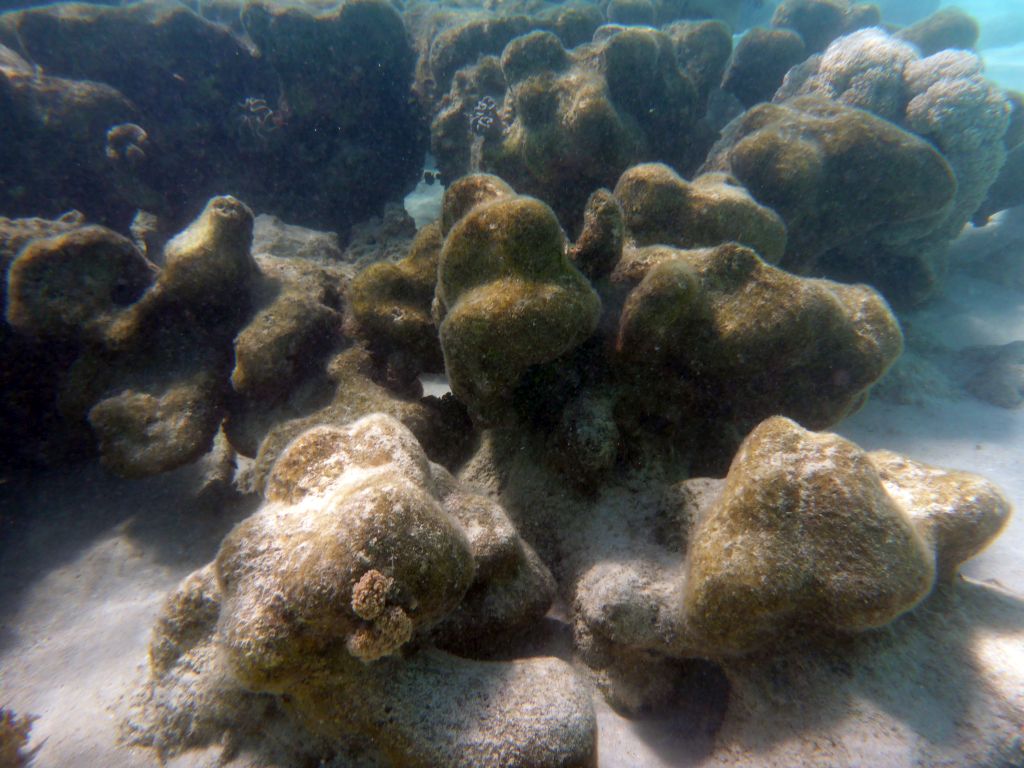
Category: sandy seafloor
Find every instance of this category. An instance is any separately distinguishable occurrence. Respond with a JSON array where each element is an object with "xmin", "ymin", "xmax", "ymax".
[{"xmin": 2, "ymin": 8, "xmax": 1024, "ymax": 762}]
